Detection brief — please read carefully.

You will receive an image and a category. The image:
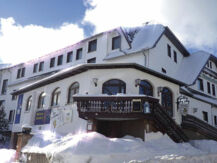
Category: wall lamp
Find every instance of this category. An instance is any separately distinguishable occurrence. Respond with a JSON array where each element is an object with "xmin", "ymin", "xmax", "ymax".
[
  {"xmin": 92, "ymin": 78, "xmax": 98, "ymax": 87},
  {"xmin": 157, "ymin": 86, "xmax": 163, "ymax": 96},
  {"xmin": 135, "ymin": 79, "xmax": 141, "ymax": 87}
]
